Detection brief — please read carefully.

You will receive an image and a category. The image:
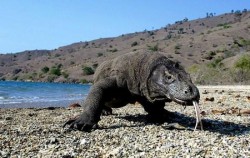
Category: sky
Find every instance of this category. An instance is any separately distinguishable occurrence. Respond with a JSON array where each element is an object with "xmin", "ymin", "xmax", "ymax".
[{"xmin": 0, "ymin": 0, "xmax": 250, "ymax": 54}]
